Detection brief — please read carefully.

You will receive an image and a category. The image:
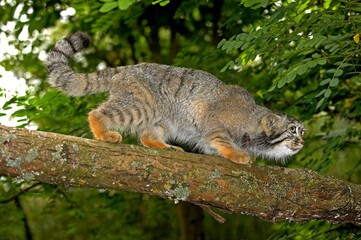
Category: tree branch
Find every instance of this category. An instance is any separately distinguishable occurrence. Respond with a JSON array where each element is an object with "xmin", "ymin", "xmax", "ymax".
[{"xmin": 0, "ymin": 125, "xmax": 360, "ymax": 224}]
